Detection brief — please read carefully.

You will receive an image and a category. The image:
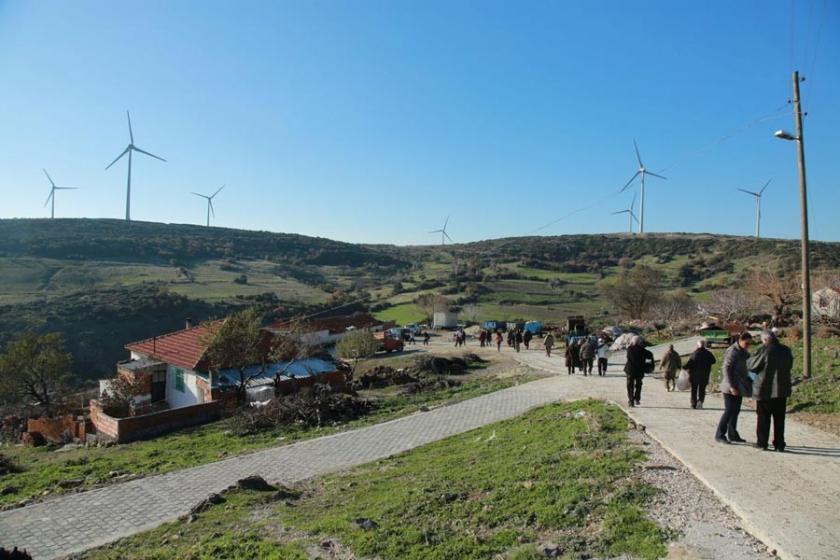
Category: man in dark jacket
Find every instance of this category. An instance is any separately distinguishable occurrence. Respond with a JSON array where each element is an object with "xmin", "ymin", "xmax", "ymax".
[
  {"xmin": 715, "ymin": 332, "xmax": 752, "ymax": 444},
  {"xmin": 579, "ymin": 338, "xmax": 595, "ymax": 376},
  {"xmin": 624, "ymin": 336, "xmax": 654, "ymax": 407},
  {"xmin": 748, "ymin": 331, "xmax": 794, "ymax": 451},
  {"xmin": 684, "ymin": 340, "xmax": 717, "ymax": 409}
]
